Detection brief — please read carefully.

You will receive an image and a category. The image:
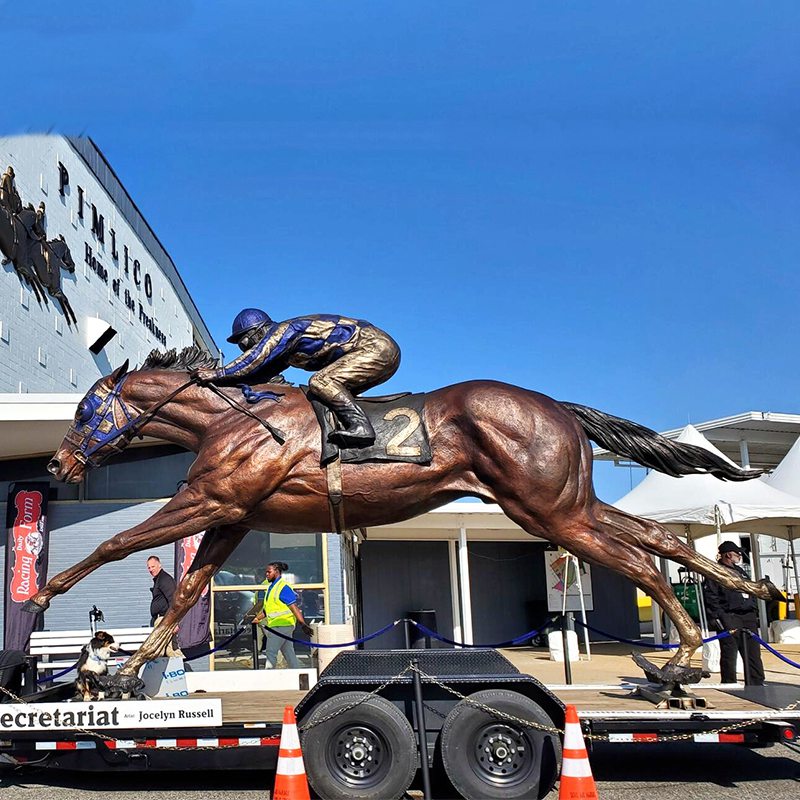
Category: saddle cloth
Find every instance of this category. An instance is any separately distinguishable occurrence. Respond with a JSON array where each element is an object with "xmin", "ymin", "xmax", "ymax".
[{"xmin": 309, "ymin": 392, "xmax": 432, "ymax": 466}]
